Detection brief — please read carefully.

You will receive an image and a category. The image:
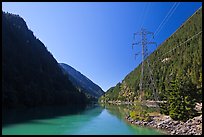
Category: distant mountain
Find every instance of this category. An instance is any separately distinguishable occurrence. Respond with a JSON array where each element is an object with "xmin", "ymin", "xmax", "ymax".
[
  {"xmin": 100, "ymin": 7, "xmax": 202, "ymax": 103},
  {"xmin": 2, "ymin": 11, "xmax": 89, "ymax": 108},
  {"xmin": 59, "ymin": 63, "xmax": 104, "ymax": 98}
]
